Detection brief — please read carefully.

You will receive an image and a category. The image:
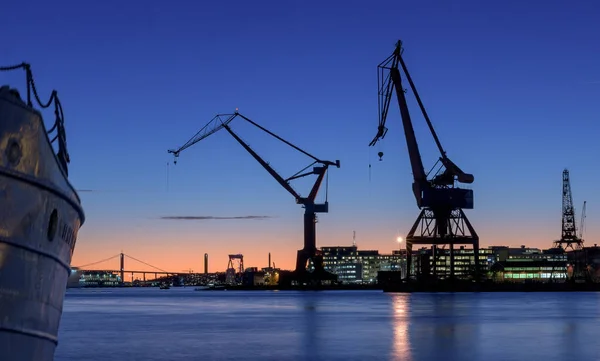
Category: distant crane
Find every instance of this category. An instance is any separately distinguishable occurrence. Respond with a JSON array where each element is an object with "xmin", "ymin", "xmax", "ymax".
[
  {"xmin": 553, "ymin": 169, "xmax": 587, "ymax": 282},
  {"xmin": 554, "ymin": 169, "xmax": 584, "ymax": 251},
  {"xmin": 225, "ymin": 254, "xmax": 244, "ymax": 285},
  {"xmin": 369, "ymin": 40, "xmax": 479, "ymax": 281},
  {"xmin": 579, "ymin": 201, "xmax": 587, "ymax": 242},
  {"xmin": 168, "ymin": 111, "xmax": 340, "ymax": 284}
]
